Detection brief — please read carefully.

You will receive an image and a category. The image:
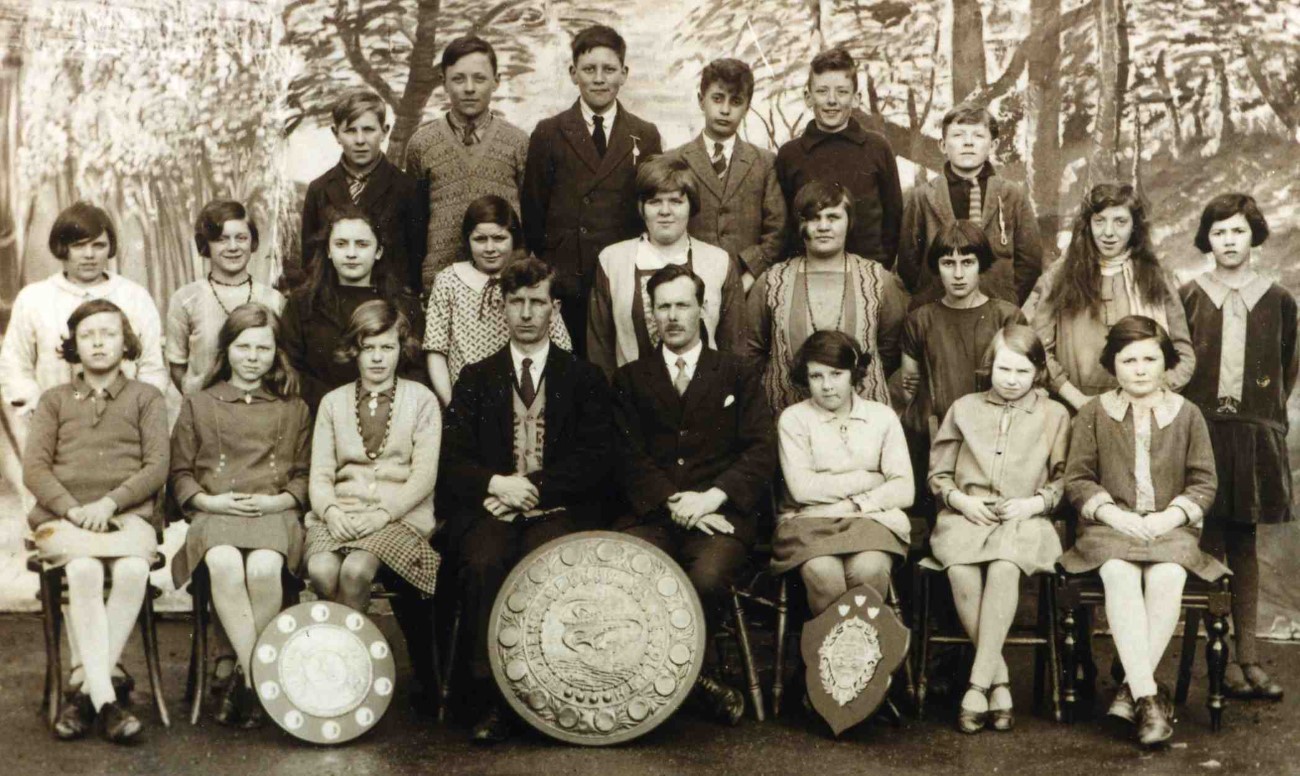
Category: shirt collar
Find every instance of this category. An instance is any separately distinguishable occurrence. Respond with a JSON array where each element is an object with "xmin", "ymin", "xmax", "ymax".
[
  {"xmin": 702, "ymin": 132, "xmax": 737, "ymax": 160},
  {"xmin": 50, "ymin": 270, "xmax": 120, "ymax": 297},
  {"xmin": 982, "ymin": 387, "xmax": 1042, "ymax": 413},
  {"xmin": 808, "ymin": 393, "xmax": 873, "ymax": 424},
  {"xmin": 1099, "ymin": 388, "xmax": 1184, "ymax": 429},
  {"xmin": 340, "ymin": 154, "xmax": 382, "ymax": 181},
  {"xmin": 802, "ymin": 117, "xmax": 868, "ymax": 148},
  {"xmin": 1194, "ymin": 272, "xmax": 1271, "ymax": 312},
  {"xmin": 511, "ymin": 341, "xmax": 550, "ymax": 376},
  {"xmin": 207, "ymin": 380, "xmax": 277, "ymax": 404},
  {"xmin": 580, "ymin": 99, "xmax": 618, "ymax": 131},
  {"xmin": 447, "ymin": 109, "xmax": 492, "ymax": 137},
  {"xmin": 73, "ymin": 372, "xmax": 128, "ymax": 400},
  {"xmin": 943, "ymin": 161, "xmax": 995, "ymax": 184},
  {"xmin": 661, "ymin": 339, "xmax": 703, "ymax": 372},
  {"xmin": 452, "ymin": 260, "xmax": 494, "ymax": 290}
]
